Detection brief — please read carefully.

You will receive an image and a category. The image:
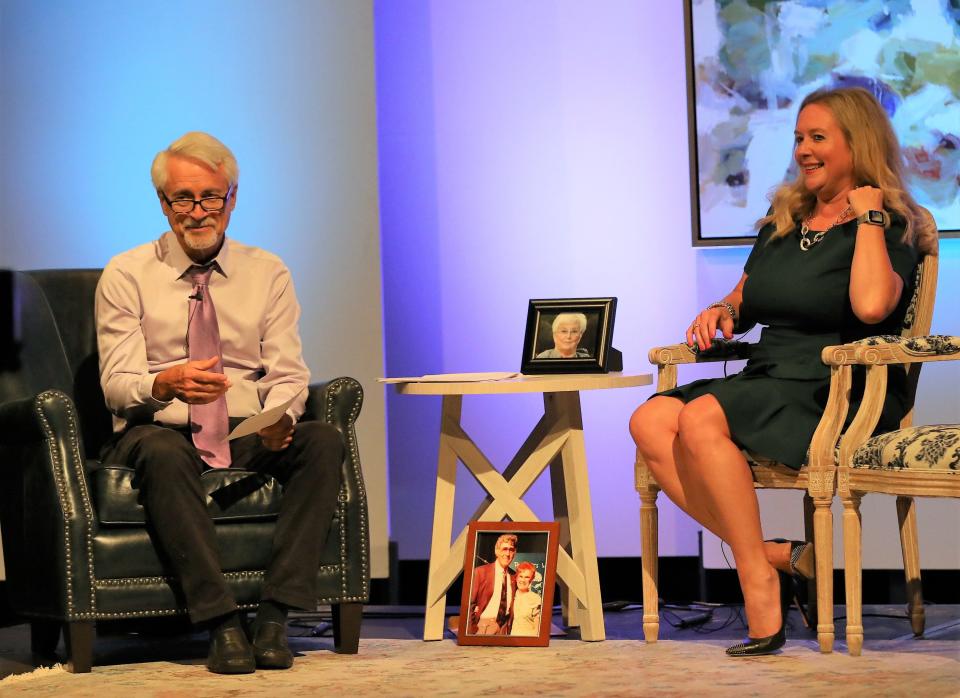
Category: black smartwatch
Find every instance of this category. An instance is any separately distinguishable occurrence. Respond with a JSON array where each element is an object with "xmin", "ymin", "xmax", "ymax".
[{"xmin": 855, "ymin": 210, "xmax": 889, "ymax": 228}]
